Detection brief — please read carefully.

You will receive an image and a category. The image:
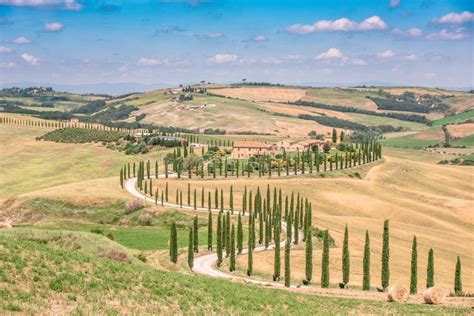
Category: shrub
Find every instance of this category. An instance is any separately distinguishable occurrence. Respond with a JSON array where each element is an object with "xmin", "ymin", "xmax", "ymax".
[
  {"xmin": 138, "ymin": 213, "xmax": 153, "ymax": 226},
  {"xmin": 99, "ymin": 248, "xmax": 132, "ymax": 264},
  {"xmin": 125, "ymin": 199, "xmax": 144, "ymax": 214}
]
